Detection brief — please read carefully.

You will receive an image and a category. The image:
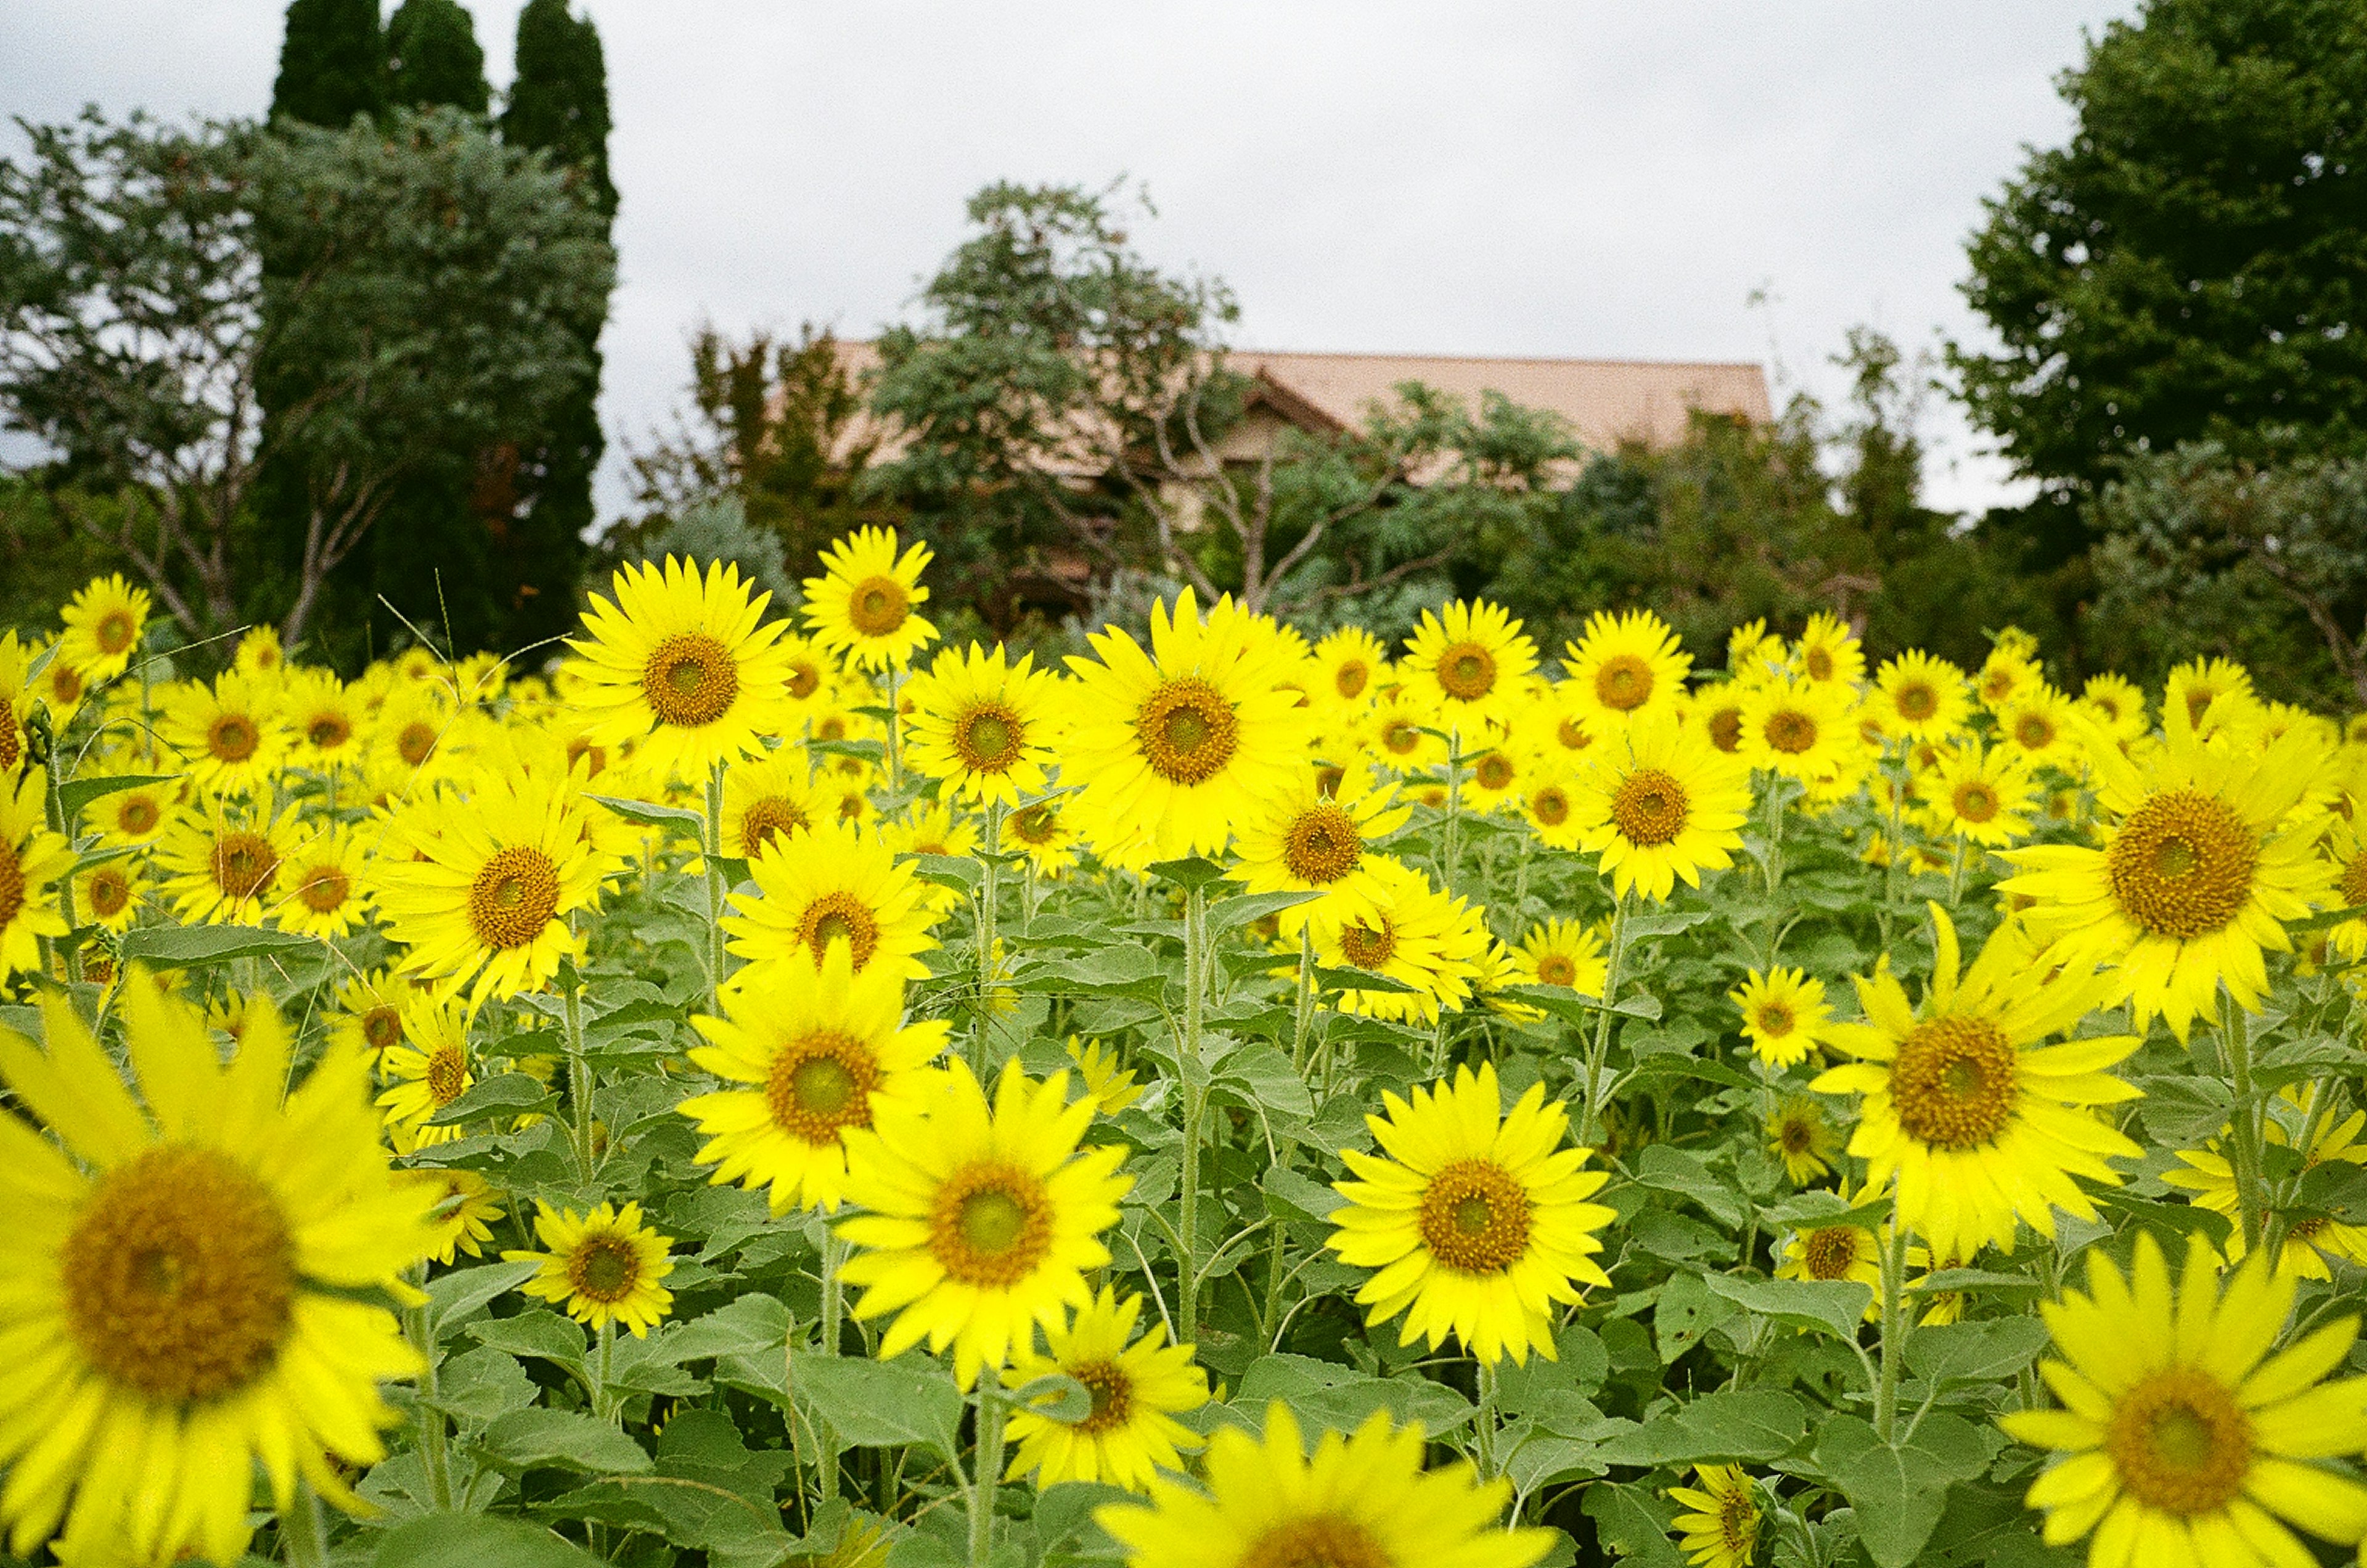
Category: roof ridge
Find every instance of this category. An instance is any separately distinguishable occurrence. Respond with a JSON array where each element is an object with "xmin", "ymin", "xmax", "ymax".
[{"xmin": 1232, "ymin": 348, "xmax": 1764, "ymax": 371}]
